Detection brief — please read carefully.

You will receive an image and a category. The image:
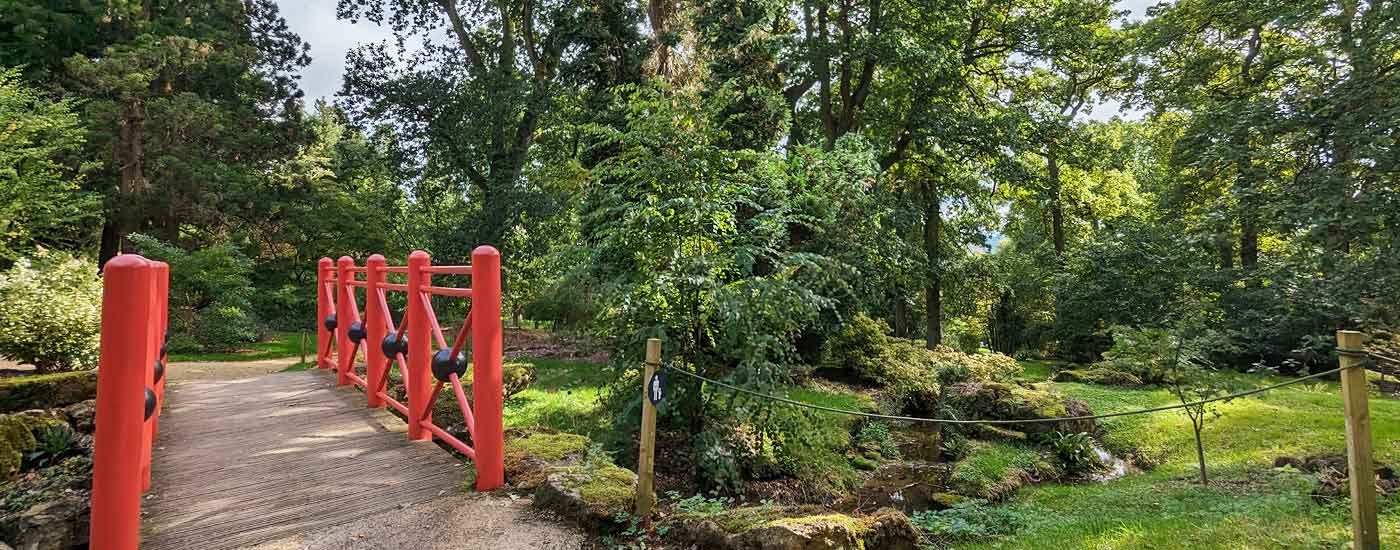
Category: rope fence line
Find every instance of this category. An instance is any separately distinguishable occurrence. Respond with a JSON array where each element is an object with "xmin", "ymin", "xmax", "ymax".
[{"xmin": 660, "ymin": 362, "xmax": 1353, "ymax": 425}]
